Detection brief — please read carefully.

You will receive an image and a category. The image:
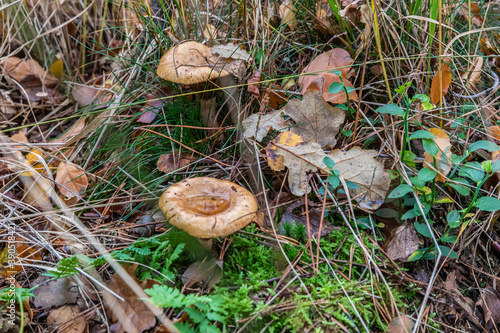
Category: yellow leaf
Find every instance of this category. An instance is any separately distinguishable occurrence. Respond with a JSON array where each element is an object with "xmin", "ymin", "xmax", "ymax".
[
  {"xmin": 26, "ymin": 149, "xmax": 44, "ymax": 165},
  {"xmin": 266, "ymin": 131, "xmax": 302, "ymax": 171},
  {"xmin": 49, "ymin": 59, "xmax": 64, "ymax": 79},
  {"xmin": 424, "ymin": 128, "xmax": 452, "ymax": 182}
]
